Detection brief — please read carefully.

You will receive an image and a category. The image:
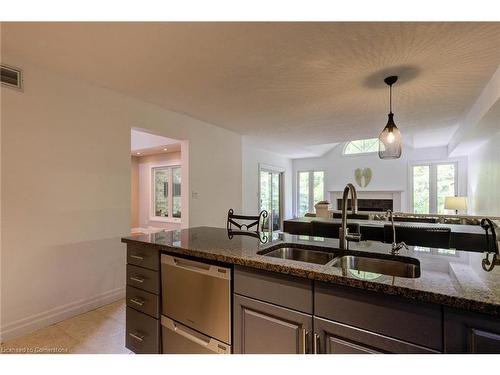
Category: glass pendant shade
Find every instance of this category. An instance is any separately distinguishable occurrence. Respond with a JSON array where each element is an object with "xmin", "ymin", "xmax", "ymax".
[
  {"xmin": 378, "ymin": 112, "xmax": 402, "ymax": 159},
  {"xmin": 379, "ymin": 76, "xmax": 403, "ymax": 159}
]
